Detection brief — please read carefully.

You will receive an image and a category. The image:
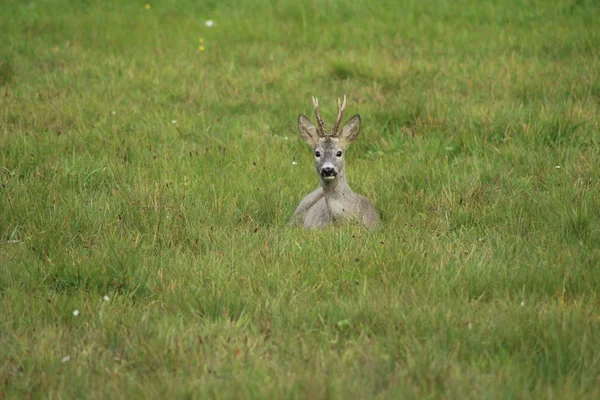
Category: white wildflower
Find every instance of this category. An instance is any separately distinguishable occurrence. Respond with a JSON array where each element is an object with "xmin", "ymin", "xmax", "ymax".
[
  {"xmin": 103, "ymin": 295, "xmax": 110, "ymax": 302},
  {"xmin": 555, "ymin": 165, "xmax": 561, "ymax": 169},
  {"xmin": 292, "ymin": 161, "xmax": 297, "ymax": 165},
  {"xmin": 204, "ymin": 20, "xmax": 214, "ymax": 27},
  {"xmin": 72, "ymin": 309, "xmax": 80, "ymax": 316},
  {"xmin": 61, "ymin": 355, "xmax": 71, "ymax": 363},
  {"xmin": 520, "ymin": 301, "xmax": 525, "ymax": 307},
  {"xmin": 171, "ymin": 120, "xmax": 177, "ymax": 124}
]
